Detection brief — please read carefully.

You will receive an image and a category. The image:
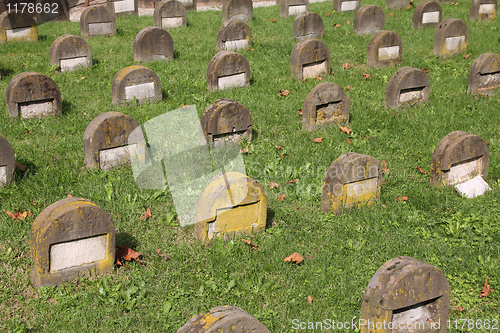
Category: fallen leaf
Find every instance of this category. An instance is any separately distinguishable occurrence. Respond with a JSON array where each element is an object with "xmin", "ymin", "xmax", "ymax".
[
  {"xmin": 156, "ymin": 248, "xmax": 171, "ymax": 261},
  {"xmin": 415, "ymin": 166, "xmax": 429, "ymax": 174},
  {"xmin": 299, "ymin": 109, "xmax": 303, "ymax": 115},
  {"xmin": 406, "ymin": 4, "xmax": 411, "ymax": 9},
  {"xmin": 269, "ymin": 182, "xmax": 280, "ymax": 189},
  {"xmin": 381, "ymin": 160, "xmax": 389, "ymax": 174},
  {"xmin": 67, "ymin": 193, "xmax": 73, "ymax": 198},
  {"xmin": 279, "ymin": 153, "xmax": 288, "ymax": 158},
  {"xmin": 284, "ymin": 252, "xmax": 304, "ymax": 264},
  {"xmin": 80, "ymin": 76, "xmax": 86, "ymax": 80},
  {"xmin": 456, "ymin": 305, "xmax": 466, "ymax": 311},
  {"xmin": 139, "ymin": 207, "xmax": 152, "ymax": 220},
  {"xmin": 422, "ymin": 68, "xmax": 429, "ymax": 73},
  {"xmin": 278, "ymin": 193, "xmax": 286, "ymax": 201},
  {"xmin": 116, "ymin": 245, "xmax": 142, "ymax": 265},
  {"xmin": 362, "ymin": 71, "xmax": 371, "ymax": 80},
  {"xmin": 396, "ymin": 196, "xmax": 408, "ymax": 201},
  {"xmin": 325, "ymin": 12, "xmax": 330, "ymax": 16},
  {"xmin": 339, "ymin": 126, "xmax": 352, "ymax": 135},
  {"xmin": 15, "ymin": 163, "xmax": 27, "ymax": 171},
  {"xmin": 346, "ymin": 85, "xmax": 351, "ymax": 91},
  {"xmin": 333, "ymin": 23, "xmax": 341, "ymax": 27},
  {"xmin": 4, "ymin": 210, "xmax": 27, "ymax": 221},
  {"xmin": 464, "ymin": 53, "xmax": 470, "ymax": 59},
  {"xmin": 308, "ymin": 295, "xmax": 313, "ymax": 303},
  {"xmin": 346, "ymin": 20, "xmax": 350, "ymax": 24},
  {"xmin": 348, "ymin": 138, "xmax": 353, "ymax": 145},
  {"xmin": 316, "ymin": 76, "xmax": 322, "ymax": 81},
  {"xmin": 480, "ymin": 279, "xmax": 493, "ymax": 298},
  {"xmin": 313, "ymin": 137, "xmax": 323, "ymax": 143},
  {"xmin": 275, "ymin": 145, "xmax": 284, "ymax": 149},
  {"xmin": 241, "ymin": 238, "xmax": 260, "ymax": 250},
  {"xmin": 270, "ymin": 18, "xmax": 277, "ymax": 22},
  {"xmin": 240, "ymin": 144, "xmax": 249, "ymax": 153},
  {"xmin": 279, "ymin": 89, "xmax": 289, "ymax": 96},
  {"xmin": 285, "ymin": 179, "xmax": 298, "ymax": 184},
  {"xmin": 342, "ymin": 62, "xmax": 351, "ymax": 69},
  {"xmin": 392, "ymin": 13, "xmax": 395, "ymax": 16}
]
